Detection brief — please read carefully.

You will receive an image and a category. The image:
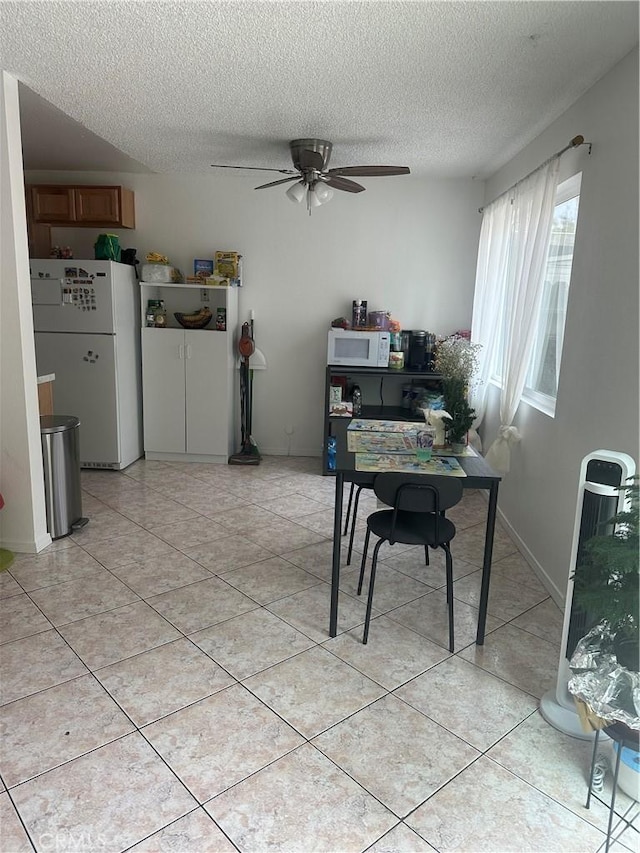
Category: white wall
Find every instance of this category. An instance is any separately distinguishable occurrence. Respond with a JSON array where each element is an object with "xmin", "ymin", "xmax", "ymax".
[
  {"xmin": 24, "ymin": 169, "xmax": 484, "ymax": 456},
  {"xmin": 1, "ymin": 73, "xmax": 50, "ymax": 553},
  {"xmin": 480, "ymin": 47, "xmax": 639, "ymax": 602}
]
